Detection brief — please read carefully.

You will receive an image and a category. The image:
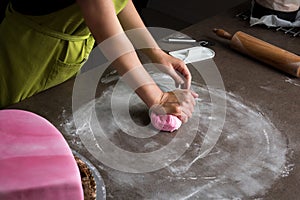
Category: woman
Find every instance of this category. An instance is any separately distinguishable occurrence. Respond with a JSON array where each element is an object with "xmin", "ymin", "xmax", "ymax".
[{"xmin": 0, "ymin": 0, "xmax": 198, "ymax": 123}]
